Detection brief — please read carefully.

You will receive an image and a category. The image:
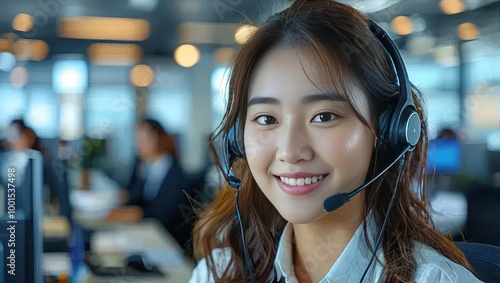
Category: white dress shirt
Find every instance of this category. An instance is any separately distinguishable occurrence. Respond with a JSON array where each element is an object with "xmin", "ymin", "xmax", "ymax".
[
  {"xmin": 189, "ymin": 216, "xmax": 483, "ymax": 283},
  {"xmin": 141, "ymin": 154, "xmax": 172, "ymax": 201}
]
